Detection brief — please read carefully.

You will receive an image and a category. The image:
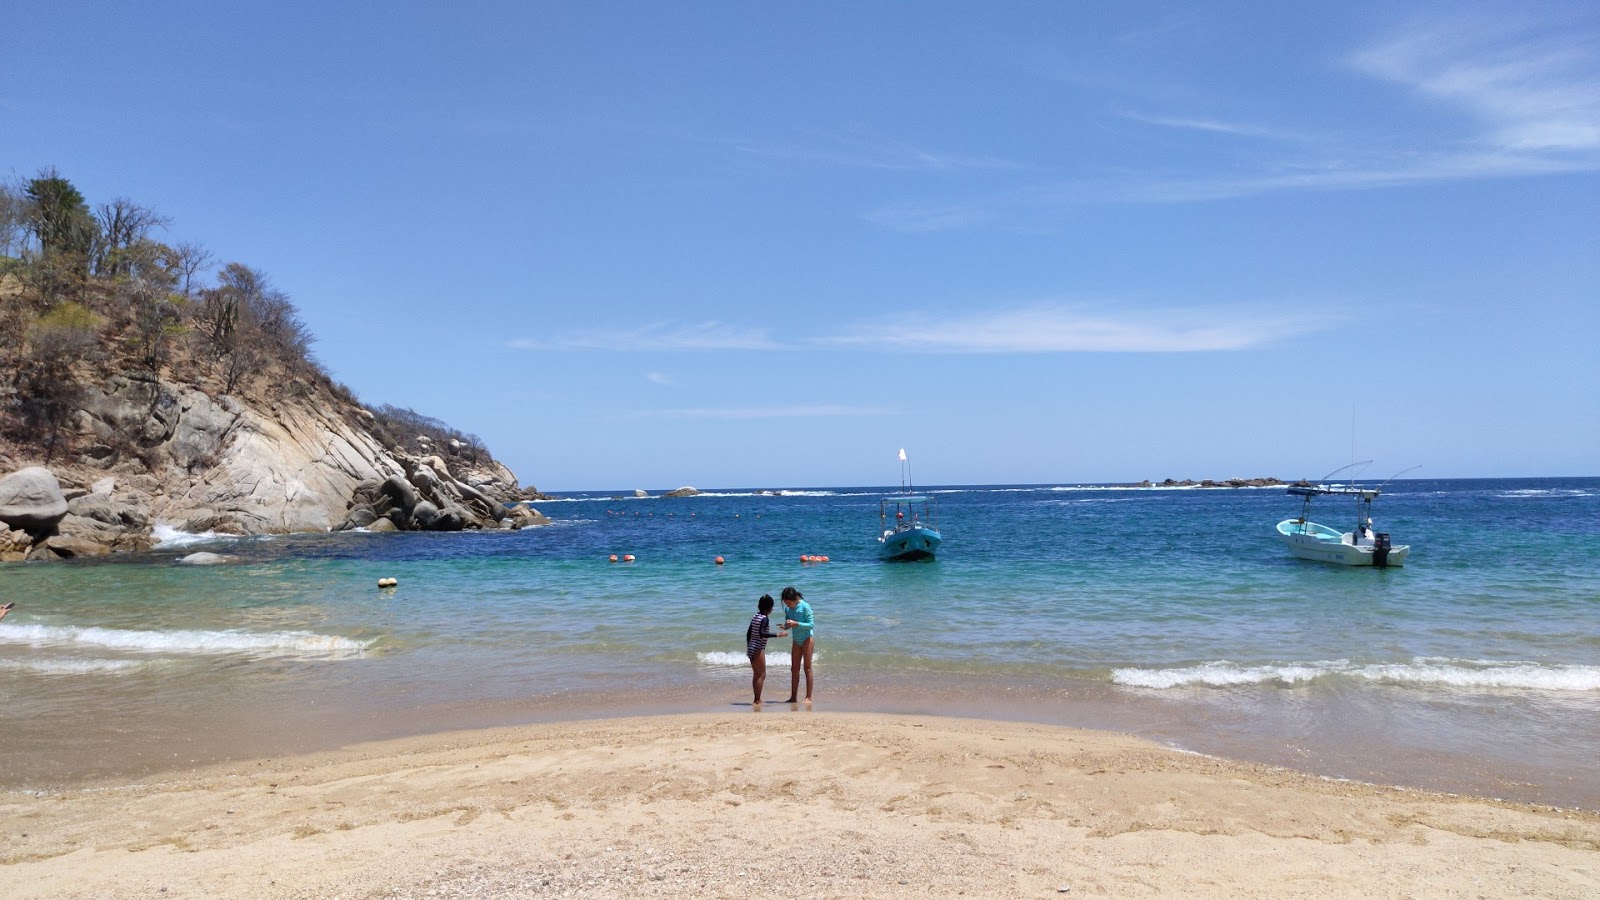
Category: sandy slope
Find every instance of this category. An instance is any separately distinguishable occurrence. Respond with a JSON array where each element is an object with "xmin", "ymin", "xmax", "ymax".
[{"xmin": 3, "ymin": 712, "xmax": 1596, "ymax": 899}]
